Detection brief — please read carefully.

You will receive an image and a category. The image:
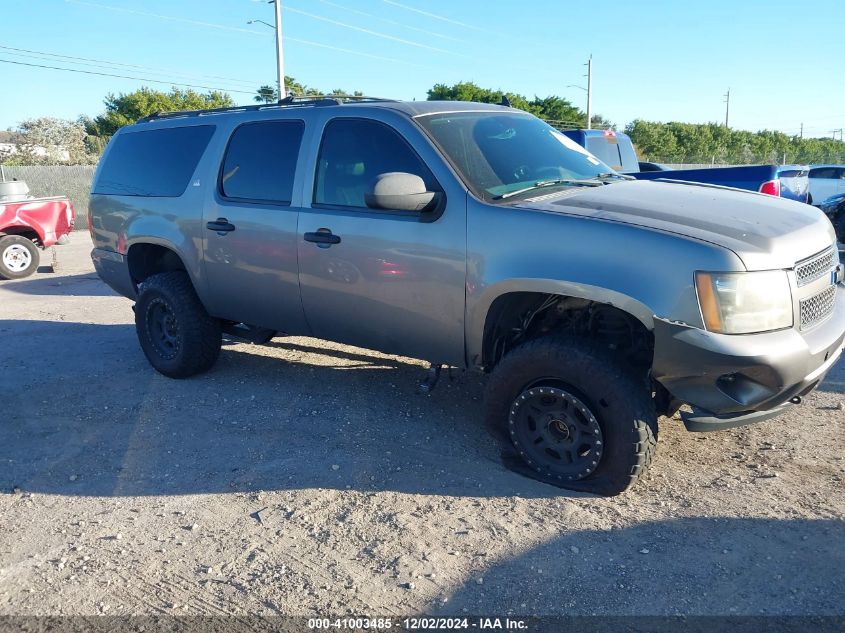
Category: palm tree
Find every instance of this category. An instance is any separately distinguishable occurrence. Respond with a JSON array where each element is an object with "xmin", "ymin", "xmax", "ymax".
[{"xmin": 254, "ymin": 85, "xmax": 277, "ymax": 104}]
